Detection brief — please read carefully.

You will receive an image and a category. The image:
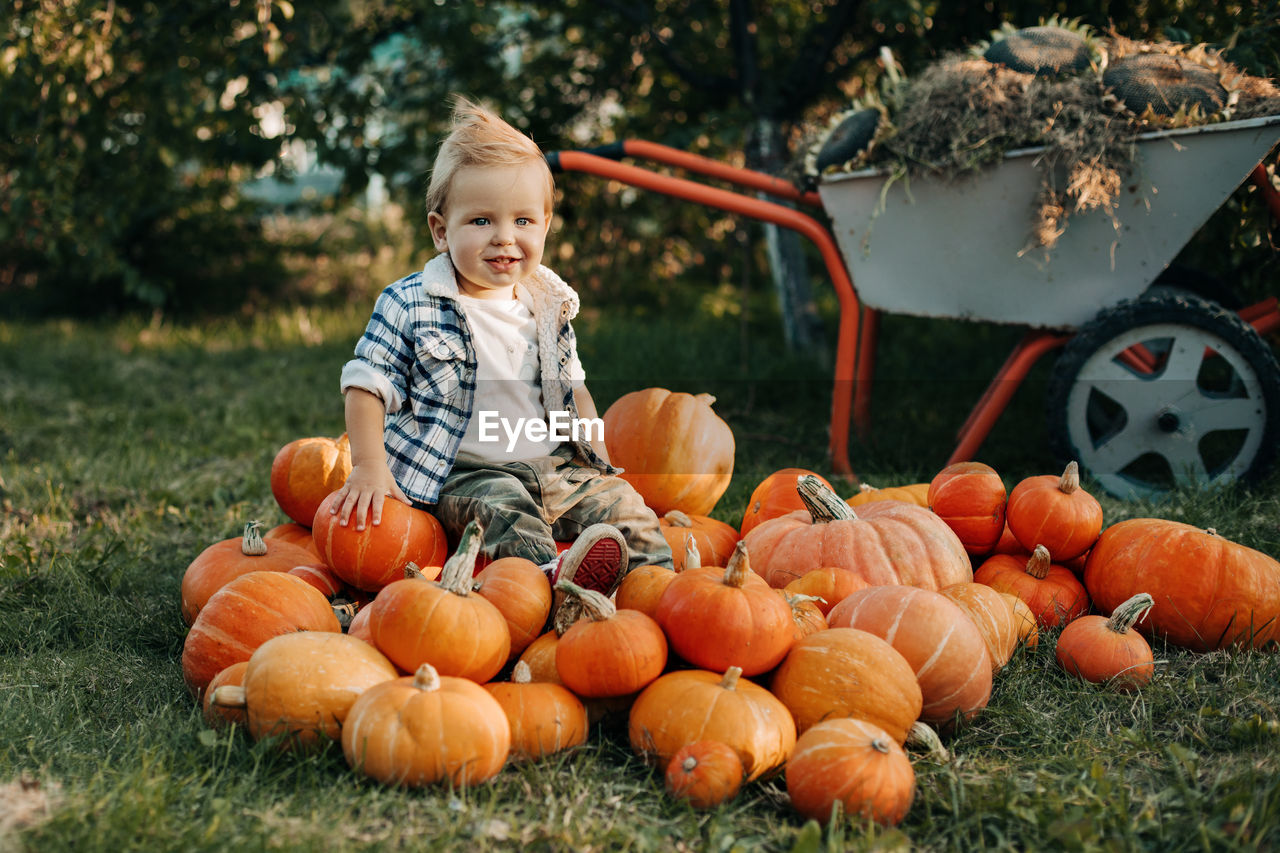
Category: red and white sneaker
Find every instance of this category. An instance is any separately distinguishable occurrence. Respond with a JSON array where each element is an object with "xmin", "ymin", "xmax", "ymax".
[{"xmin": 551, "ymin": 524, "xmax": 629, "ymax": 614}]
